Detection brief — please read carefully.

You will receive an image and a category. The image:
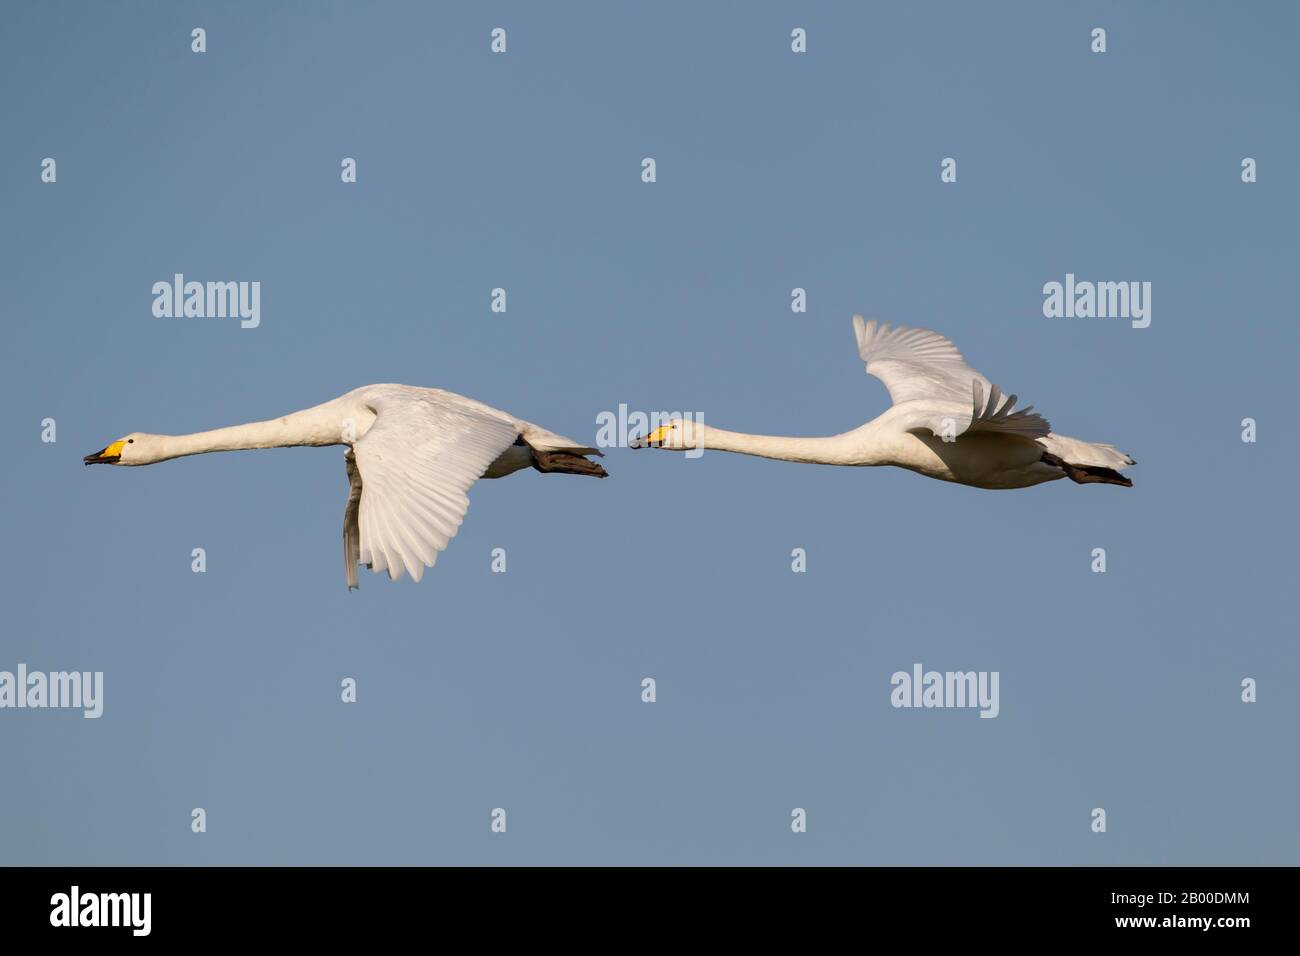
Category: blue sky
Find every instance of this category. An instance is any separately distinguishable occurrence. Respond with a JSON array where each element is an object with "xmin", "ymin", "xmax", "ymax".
[{"xmin": 1, "ymin": 1, "xmax": 1297, "ymax": 864}]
